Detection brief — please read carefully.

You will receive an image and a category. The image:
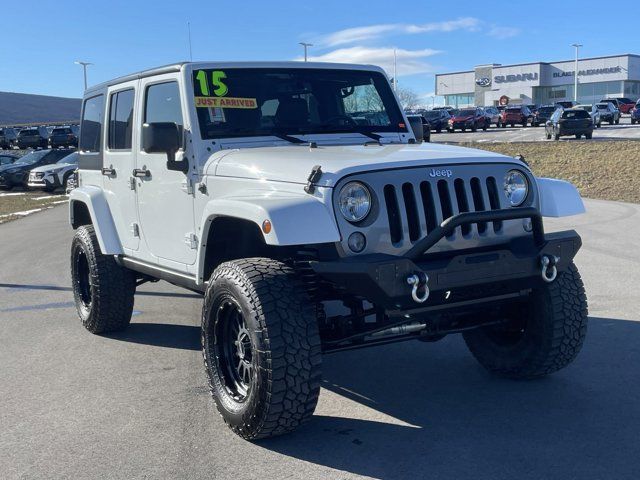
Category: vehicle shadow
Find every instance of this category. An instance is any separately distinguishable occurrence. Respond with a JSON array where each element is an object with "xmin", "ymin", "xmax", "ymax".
[
  {"xmin": 105, "ymin": 322, "xmax": 201, "ymax": 351},
  {"xmin": 260, "ymin": 316, "xmax": 640, "ymax": 480}
]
